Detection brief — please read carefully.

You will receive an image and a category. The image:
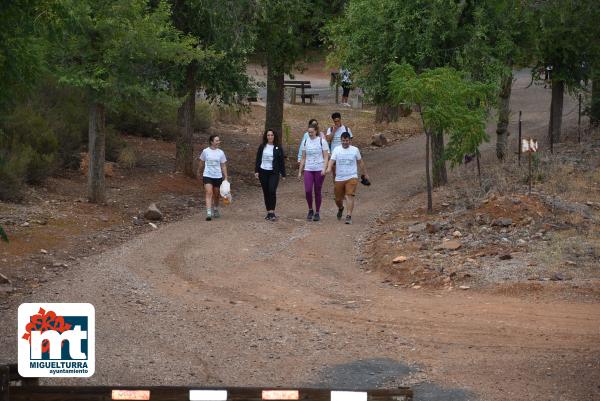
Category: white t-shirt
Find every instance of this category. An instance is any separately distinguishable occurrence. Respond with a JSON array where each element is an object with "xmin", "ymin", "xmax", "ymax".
[
  {"xmin": 297, "ymin": 131, "xmax": 328, "ymax": 161},
  {"xmin": 199, "ymin": 147, "xmax": 226, "ymax": 178},
  {"xmin": 303, "ymin": 136, "xmax": 328, "ymax": 172},
  {"xmin": 331, "ymin": 145, "xmax": 361, "ymax": 181},
  {"xmin": 261, "ymin": 144, "xmax": 274, "ymax": 170},
  {"xmin": 326, "ymin": 125, "xmax": 353, "ymax": 151}
]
